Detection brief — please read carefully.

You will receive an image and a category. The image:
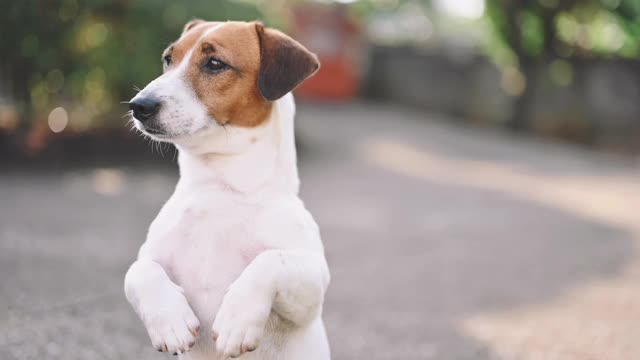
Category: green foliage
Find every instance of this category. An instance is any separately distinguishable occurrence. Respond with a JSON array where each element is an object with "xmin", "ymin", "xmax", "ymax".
[
  {"xmin": 484, "ymin": 0, "xmax": 640, "ymax": 67},
  {"xmin": 0, "ymin": 0, "xmax": 262, "ymax": 129},
  {"xmin": 519, "ymin": 8, "xmax": 545, "ymax": 57},
  {"xmin": 480, "ymin": 0, "xmax": 640, "ymax": 129}
]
